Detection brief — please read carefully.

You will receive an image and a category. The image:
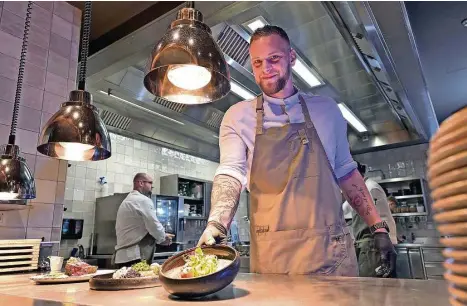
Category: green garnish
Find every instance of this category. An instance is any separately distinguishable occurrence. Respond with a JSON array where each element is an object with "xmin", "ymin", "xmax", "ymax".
[
  {"xmin": 131, "ymin": 260, "xmax": 151, "ymax": 272},
  {"xmin": 182, "ymin": 247, "xmax": 218, "ymax": 277}
]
